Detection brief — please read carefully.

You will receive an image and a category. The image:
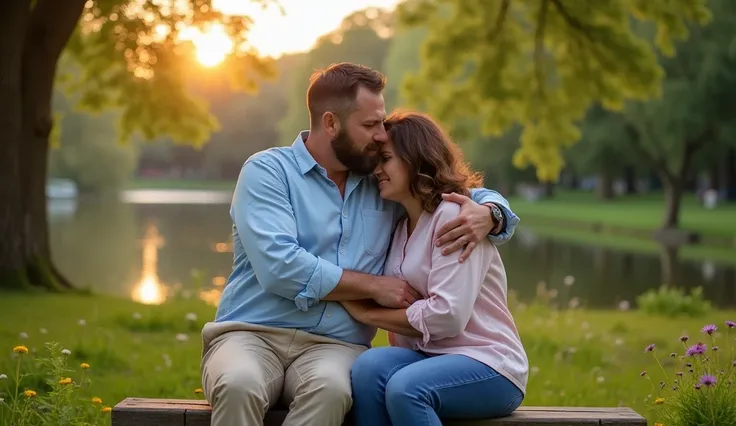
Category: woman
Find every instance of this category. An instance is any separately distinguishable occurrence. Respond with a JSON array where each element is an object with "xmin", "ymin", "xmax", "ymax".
[{"xmin": 341, "ymin": 111, "xmax": 528, "ymax": 426}]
